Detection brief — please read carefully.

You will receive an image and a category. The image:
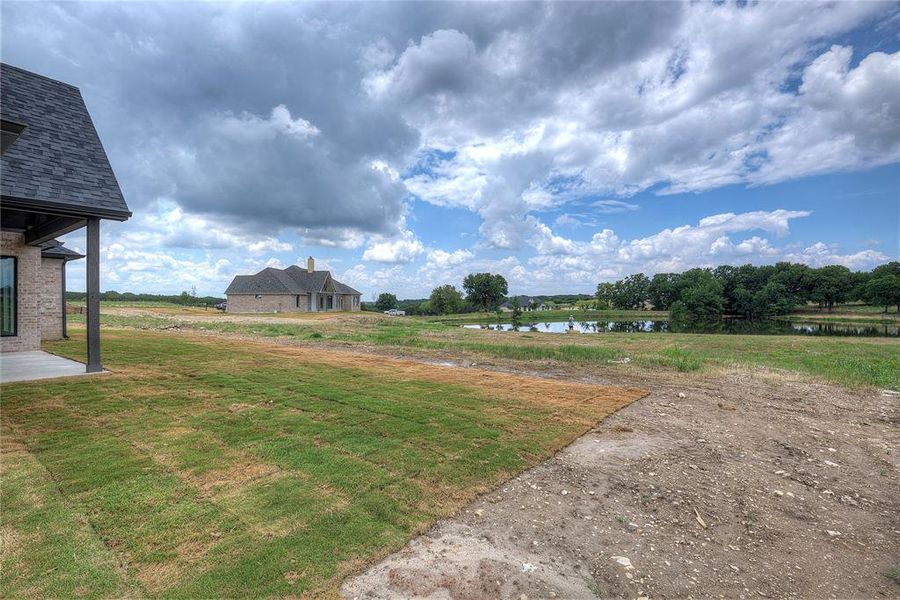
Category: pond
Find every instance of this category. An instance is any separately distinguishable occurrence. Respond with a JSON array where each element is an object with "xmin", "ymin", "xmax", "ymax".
[{"xmin": 461, "ymin": 318, "xmax": 899, "ymax": 337}]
